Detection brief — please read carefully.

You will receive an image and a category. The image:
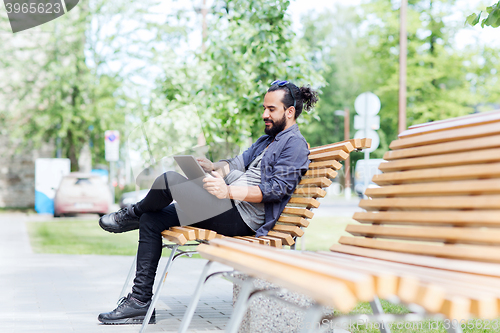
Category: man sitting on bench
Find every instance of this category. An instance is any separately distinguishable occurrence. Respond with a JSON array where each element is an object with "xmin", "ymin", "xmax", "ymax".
[{"xmin": 97, "ymin": 80, "xmax": 319, "ymax": 324}]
